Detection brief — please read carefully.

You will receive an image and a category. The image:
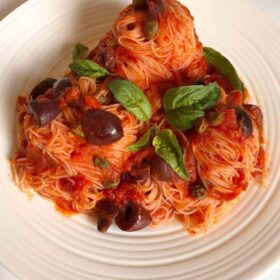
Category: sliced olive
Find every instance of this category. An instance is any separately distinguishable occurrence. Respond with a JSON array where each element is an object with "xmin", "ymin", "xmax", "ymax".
[
  {"xmin": 30, "ymin": 78, "xmax": 57, "ymax": 100},
  {"xmin": 97, "ymin": 216, "xmax": 113, "ymax": 233},
  {"xmin": 151, "ymin": 157, "xmax": 179, "ymax": 182},
  {"xmin": 132, "ymin": 0, "xmax": 146, "ymax": 9},
  {"xmin": 244, "ymin": 104, "xmax": 263, "ymax": 127},
  {"xmin": 144, "ymin": 19, "xmax": 158, "ymax": 40},
  {"xmin": 82, "ymin": 110, "xmax": 123, "ymax": 146},
  {"xmin": 115, "ymin": 202, "xmax": 151, "ymax": 232},
  {"xmin": 52, "ymin": 77, "xmax": 72, "ymax": 98},
  {"xmin": 28, "ymin": 100, "xmax": 61, "ymax": 126},
  {"xmin": 235, "ymin": 107, "xmax": 253, "ymax": 137},
  {"xmin": 189, "ymin": 184, "xmax": 207, "ymax": 199},
  {"xmin": 97, "ymin": 199, "xmax": 120, "ymax": 219}
]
